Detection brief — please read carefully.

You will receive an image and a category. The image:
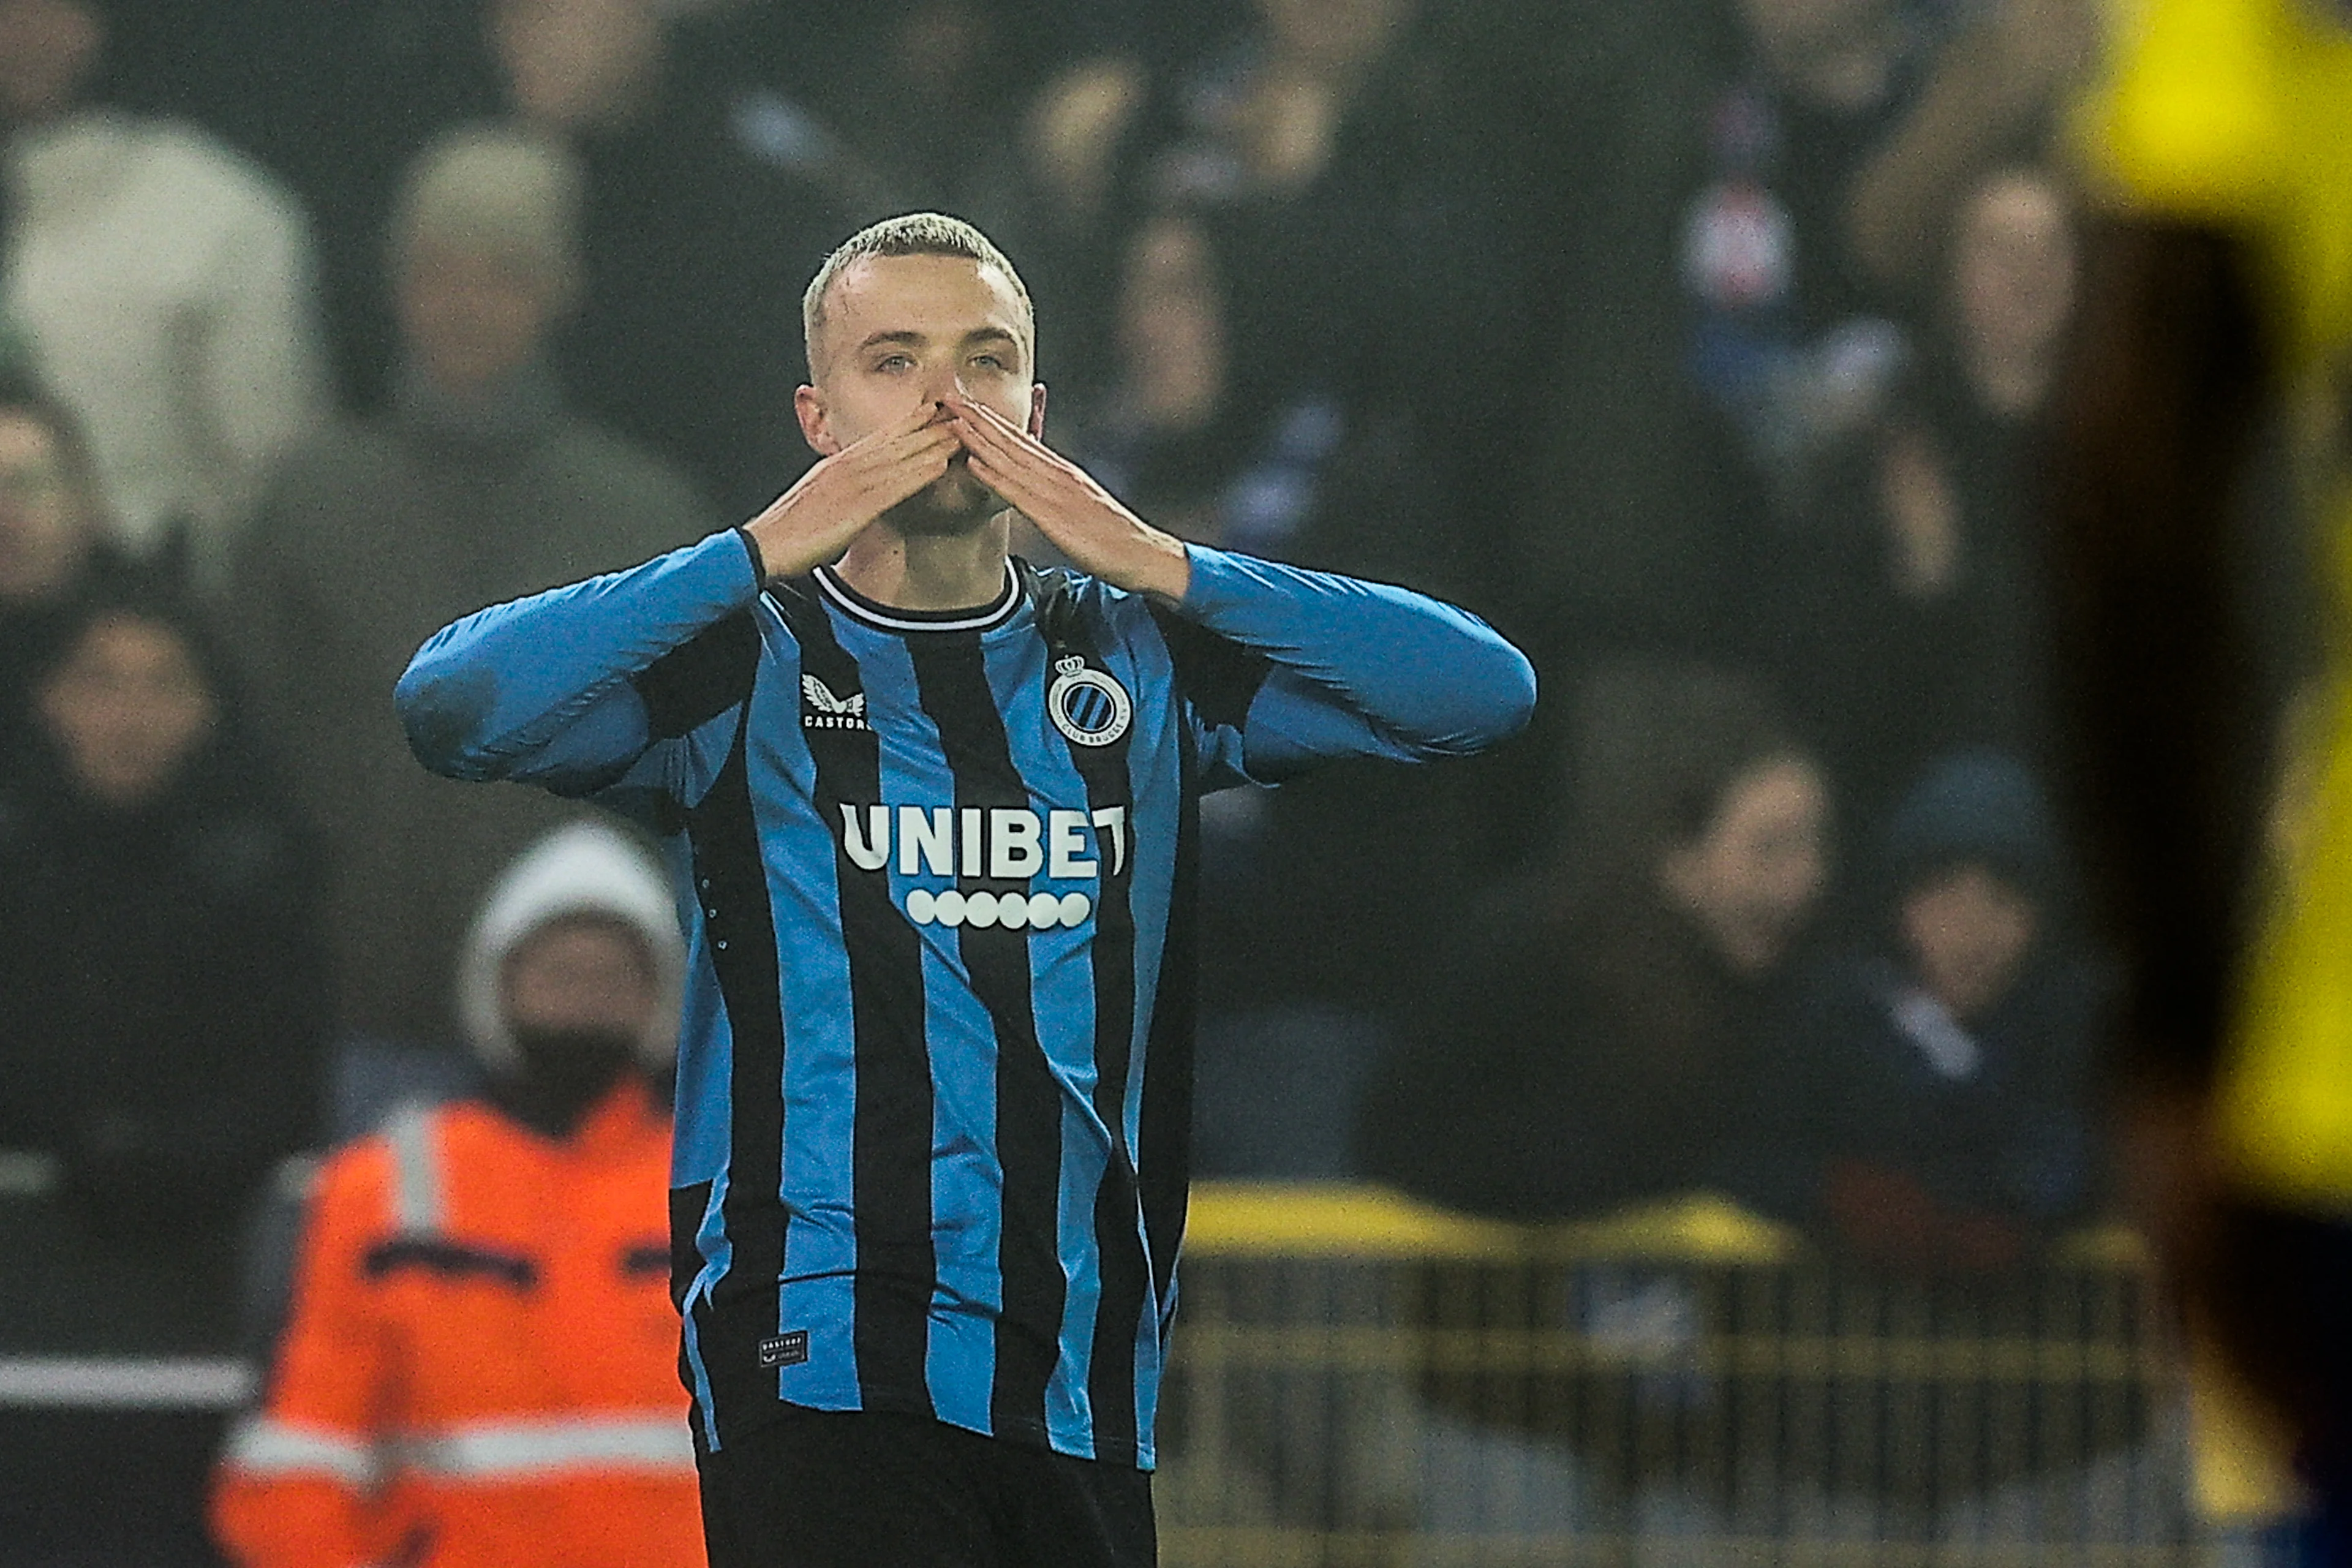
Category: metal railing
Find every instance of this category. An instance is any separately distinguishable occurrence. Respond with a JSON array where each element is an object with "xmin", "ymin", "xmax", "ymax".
[
  {"xmin": 0, "ymin": 1163, "xmax": 2286, "ymax": 1559},
  {"xmin": 1156, "ymin": 1186, "xmax": 2220, "ymax": 1567}
]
